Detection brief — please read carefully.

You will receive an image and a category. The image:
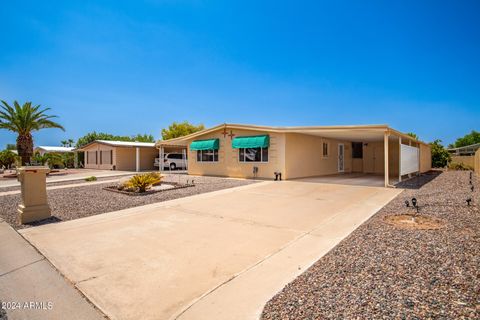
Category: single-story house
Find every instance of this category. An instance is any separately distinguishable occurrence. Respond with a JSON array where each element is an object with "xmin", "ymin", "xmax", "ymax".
[
  {"xmin": 76, "ymin": 140, "xmax": 157, "ymax": 171},
  {"xmin": 34, "ymin": 146, "xmax": 75, "ymax": 156},
  {"xmin": 156, "ymin": 123, "xmax": 432, "ymax": 187}
]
